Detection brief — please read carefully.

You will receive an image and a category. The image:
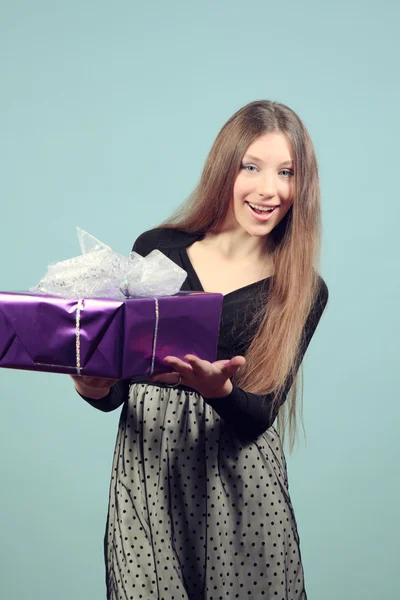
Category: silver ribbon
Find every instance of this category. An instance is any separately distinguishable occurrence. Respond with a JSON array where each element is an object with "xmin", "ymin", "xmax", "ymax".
[
  {"xmin": 150, "ymin": 298, "xmax": 159, "ymax": 376},
  {"xmin": 74, "ymin": 297, "xmax": 159, "ymax": 377},
  {"xmin": 75, "ymin": 298, "xmax": 83, "ymax": 375}
]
